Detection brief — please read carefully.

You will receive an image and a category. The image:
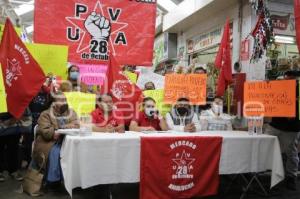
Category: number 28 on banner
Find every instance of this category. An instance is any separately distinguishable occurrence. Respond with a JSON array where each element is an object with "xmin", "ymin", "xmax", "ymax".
[{"xmin": 67, "ymin": 1, "xmax": 129, "ymax": 61}]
